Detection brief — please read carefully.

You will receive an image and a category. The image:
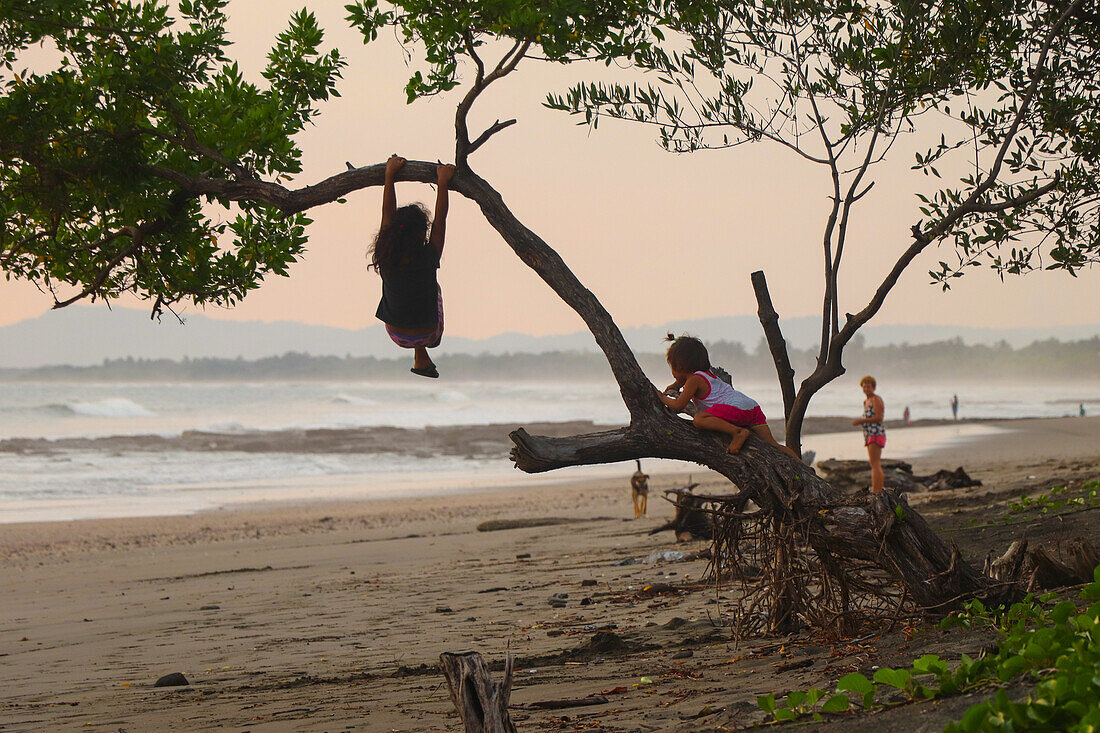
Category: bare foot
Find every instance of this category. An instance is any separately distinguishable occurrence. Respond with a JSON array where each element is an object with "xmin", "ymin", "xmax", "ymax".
[{"xmin": 726, "ymin": 430, "xmax": 749, "ymax": 454}]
